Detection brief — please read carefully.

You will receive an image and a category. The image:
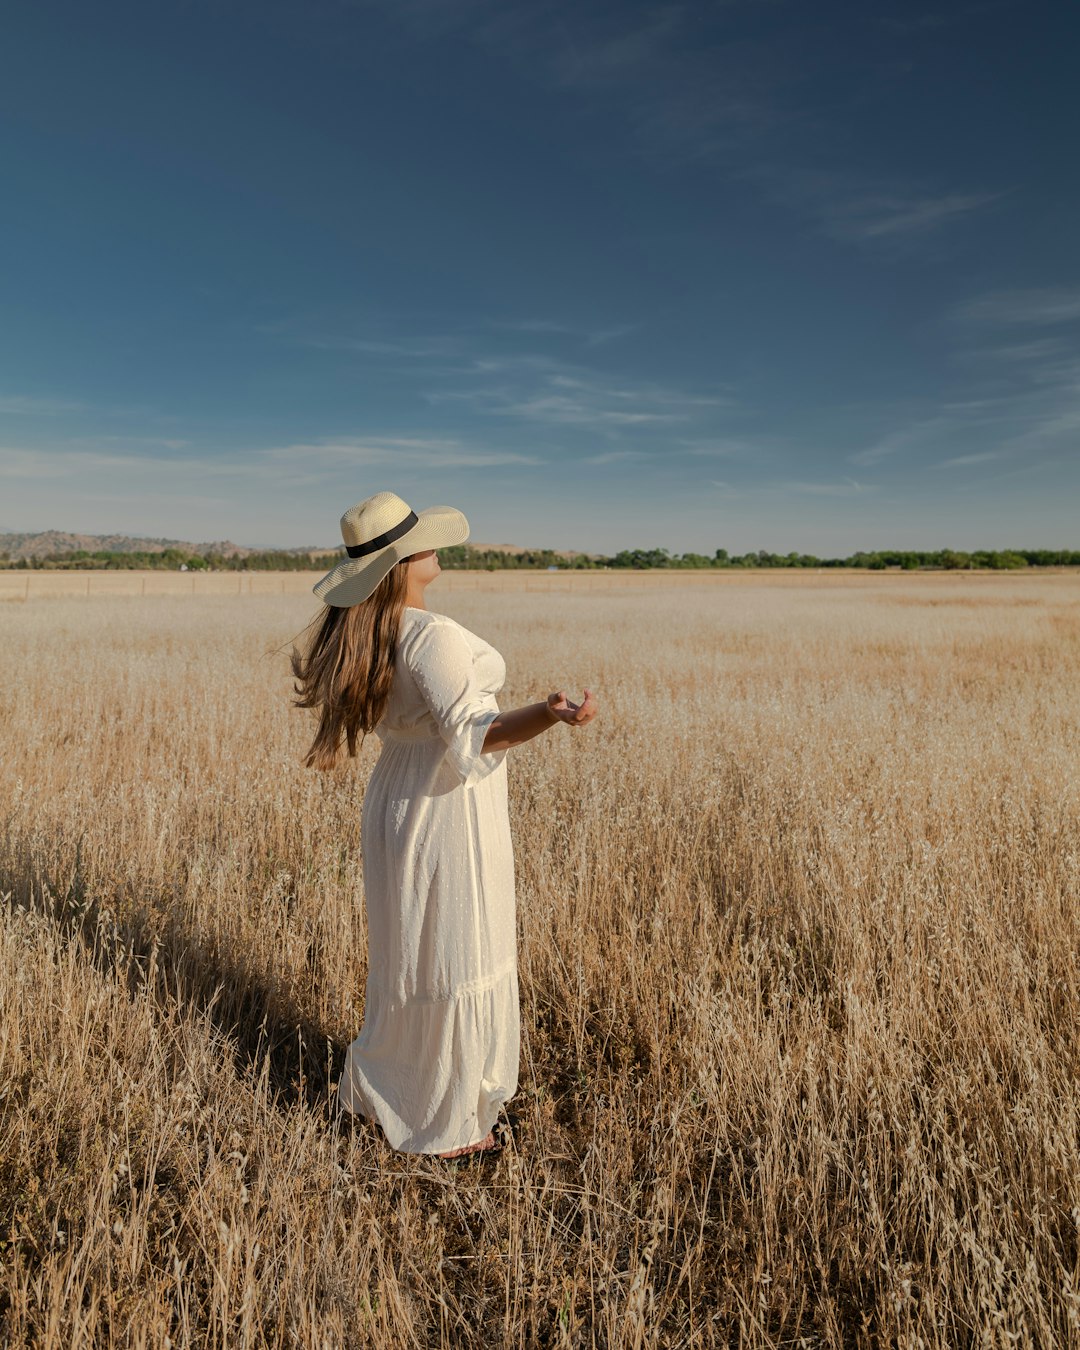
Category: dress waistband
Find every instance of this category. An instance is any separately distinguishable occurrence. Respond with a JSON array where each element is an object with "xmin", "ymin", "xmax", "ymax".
[{"xmin": 381, "ymin": 725, "xmax": 441, "ymax": 743}]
